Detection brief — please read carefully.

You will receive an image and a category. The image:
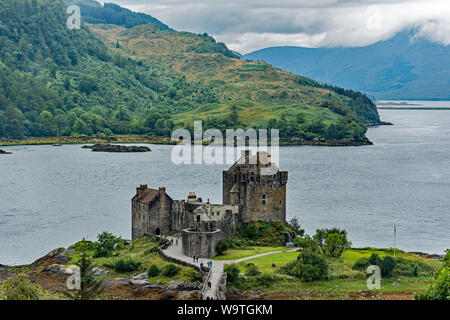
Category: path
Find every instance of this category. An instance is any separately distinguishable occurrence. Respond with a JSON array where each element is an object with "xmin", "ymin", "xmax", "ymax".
[{"xmin": 161, "ymin": 236, "xmax": 297, "ymax": 300}]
